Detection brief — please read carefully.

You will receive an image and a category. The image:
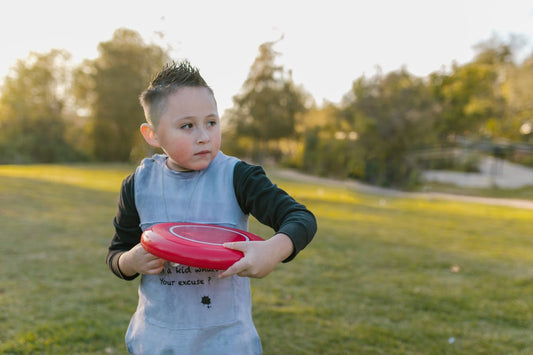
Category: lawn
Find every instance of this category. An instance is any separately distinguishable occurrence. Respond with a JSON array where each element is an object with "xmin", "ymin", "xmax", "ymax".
[{"xmin": 0, "ymin": 164, "xmax": 532, "ymax": 354}]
